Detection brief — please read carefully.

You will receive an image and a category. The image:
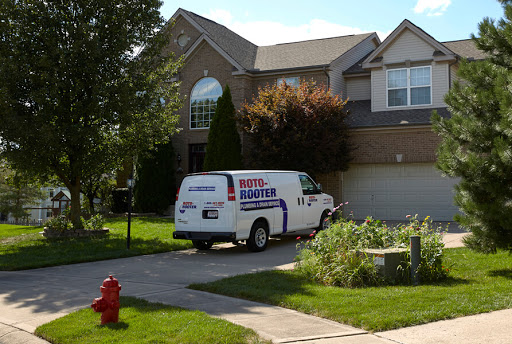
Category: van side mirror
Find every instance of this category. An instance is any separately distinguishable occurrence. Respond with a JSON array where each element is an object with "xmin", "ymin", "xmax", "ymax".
[{"xmin": 317, "ymin": 183, "xmax": 323, "ymax": 192}]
